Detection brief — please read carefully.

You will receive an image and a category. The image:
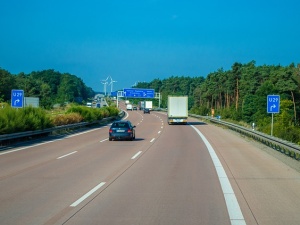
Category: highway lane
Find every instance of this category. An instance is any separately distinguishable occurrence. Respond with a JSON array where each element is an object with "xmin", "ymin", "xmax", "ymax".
[
  {"xmin": 1, "ymin": 107, "xmax": 300, "ymax": 224},
  {"xmin": 0, "ymin": 109, "xmax": 166, "ymax": 225}
]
